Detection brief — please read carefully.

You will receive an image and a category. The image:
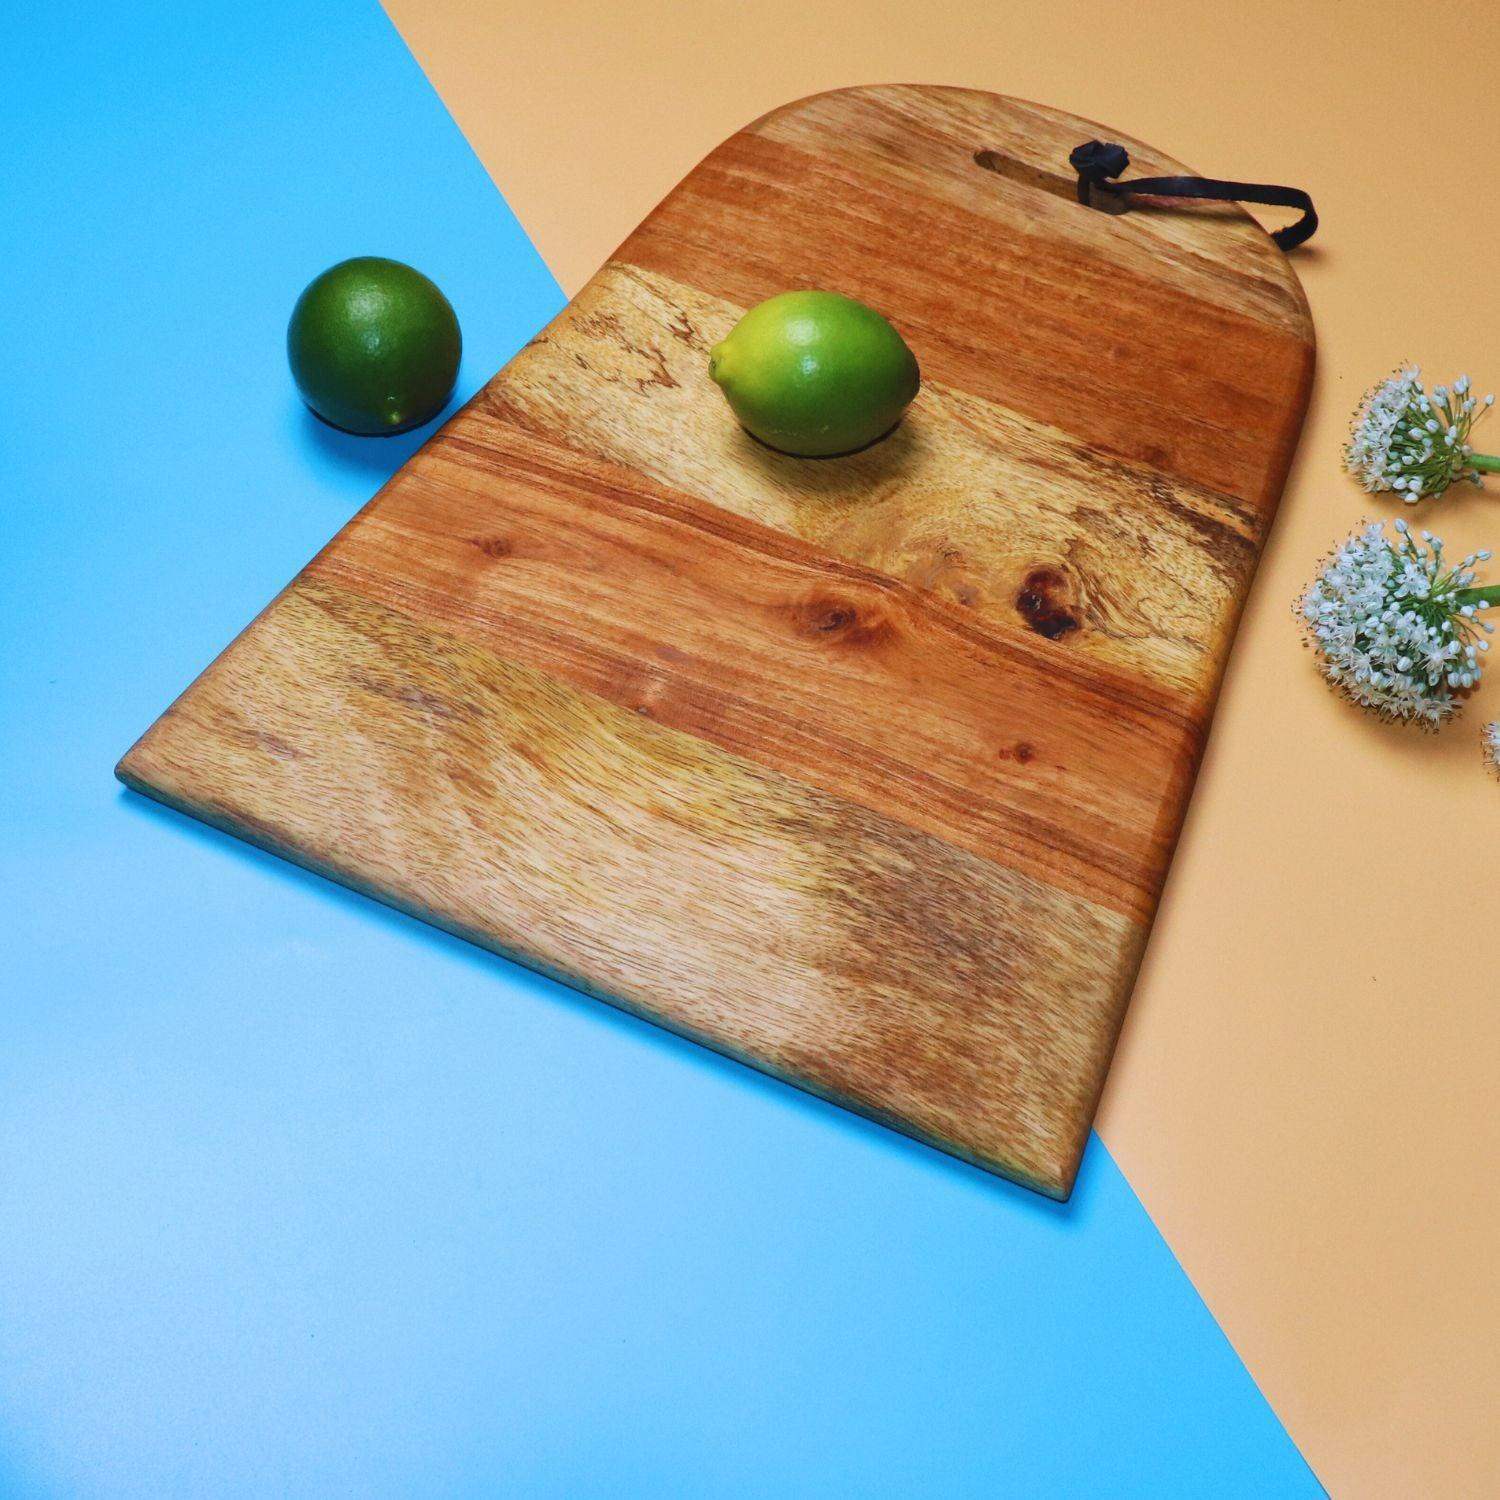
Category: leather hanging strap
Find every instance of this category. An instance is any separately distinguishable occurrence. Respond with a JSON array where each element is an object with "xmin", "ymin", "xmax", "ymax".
[{"xmin": 1069, "ymin": 140, "xmax": 1318, "ymax": 251}]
